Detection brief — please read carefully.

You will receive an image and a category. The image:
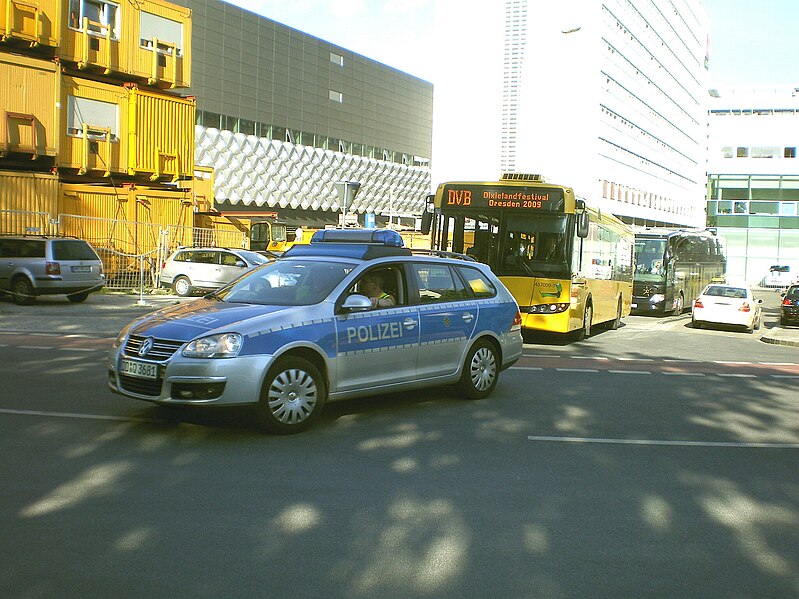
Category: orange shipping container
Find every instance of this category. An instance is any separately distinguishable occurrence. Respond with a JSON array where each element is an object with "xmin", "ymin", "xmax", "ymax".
[{"xmin": 0, "ymin": 52, "xmax": 59, "ymax": 158}]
